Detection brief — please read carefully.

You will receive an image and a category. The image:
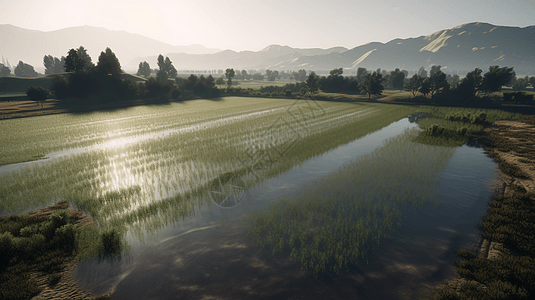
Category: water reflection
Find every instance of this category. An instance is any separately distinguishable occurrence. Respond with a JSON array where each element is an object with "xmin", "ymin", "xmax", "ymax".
[{"xmin": 72, "ymin": 116, "xmax": 499, "ymax": 299}]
